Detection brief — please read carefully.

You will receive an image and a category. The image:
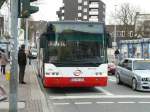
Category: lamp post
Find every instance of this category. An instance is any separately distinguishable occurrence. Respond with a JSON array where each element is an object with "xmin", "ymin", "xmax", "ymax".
[
  {"xmin": 10, "ymin": 0, "xmax": 18, "ymax": 111},
  {"xmin": 113, "ymin": 5, "xmax": 117, "ymax": 50}
]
